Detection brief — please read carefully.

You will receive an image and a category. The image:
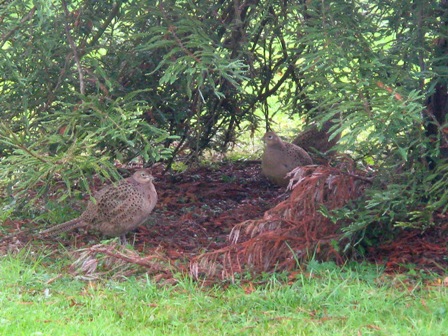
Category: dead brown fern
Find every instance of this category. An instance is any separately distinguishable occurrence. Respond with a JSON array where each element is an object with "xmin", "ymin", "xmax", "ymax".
[{"xmin": 191, "ymin": 164, "xmax": 371, "ymax": 280}]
